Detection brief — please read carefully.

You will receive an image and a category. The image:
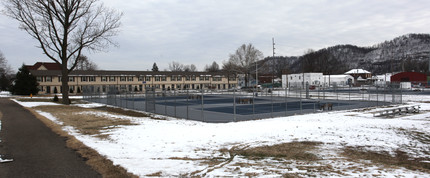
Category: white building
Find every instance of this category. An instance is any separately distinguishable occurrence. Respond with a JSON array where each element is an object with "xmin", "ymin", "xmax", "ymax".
[
  {"xmin": 322, "ymin": 75, "xmax": 354, "ymax": 87},
  {"xmin": 372, "ymin": 73, "xmax": 392, "ymax": 86},
  {"xmin": 283, "ymin": 73, "xmax": 323, "ymax": 88},
  {"xmin": 282, "ymin": 73, "xmax": 354, "ymax": 88}
]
